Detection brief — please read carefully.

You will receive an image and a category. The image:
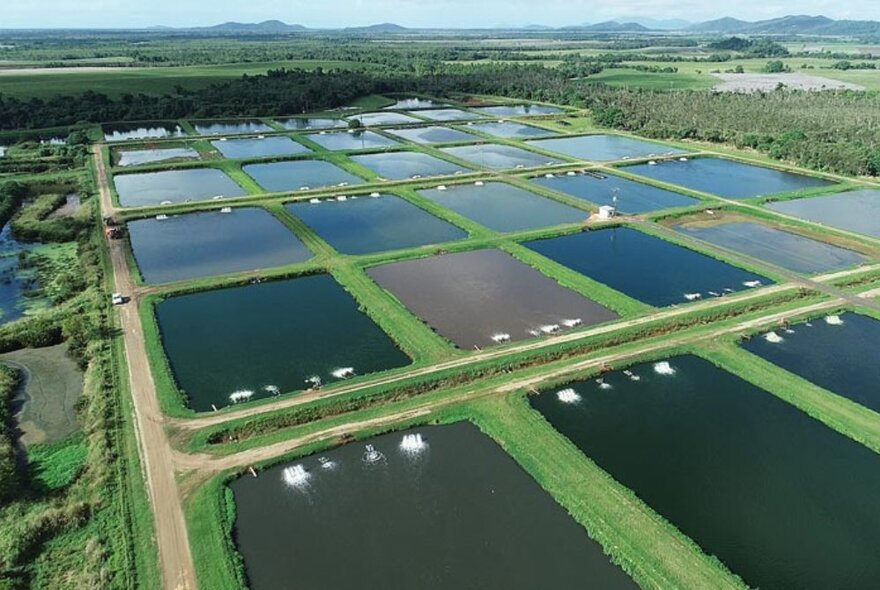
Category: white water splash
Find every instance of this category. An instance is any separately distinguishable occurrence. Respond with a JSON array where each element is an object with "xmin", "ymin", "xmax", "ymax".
[
  {"xmin": 318, "ymin": 457, "xmax": 336, "ymax": 471},
  {"xmin": 229, "ymin": 390, "xmax": 254, "ymax": 403},
  {"xmin": 825, "ymin": 315, "xmax": 844, "ymax": 326},
  {"xmin": 363, "ymin": 444, "xmax": 385, "ymax": 465},
  {"xmin": 653, "ymin": 361, "xmax": 676, "ymax": 376},
  {"xmin": 400, "ymin": 433, "xmax": 428, "ymax": 456},
  {"xmin": 764, "ymin": 331, "xmax": 784, "ymax": 344},
  {"xmin": 491, "ymin": 333, "xmax": 511, "ymax": 344},
  {"xmin": 556, "ymin": 388, "xmax": 582, "ymax": 404},
  {"xmin": 596, "ymin": 378, "xmax": 612, "ymax": 390},
  {"xmin": 684, "ymin": 293, "xmax": 702, "ymax": 301},
  {"xmin": 282, "ymin": 465, "xmax": 311, "ymax": 488},
  {"xmin": 332, "ymin": 367, "xmax": 355, "ymax": 379},
  {"xmin": 263, "ymin": 385, "xmax": 281, "ymax": 396},
  {"xmin": 743, "ymin": 280, "xmax": 763, "ymax": 288},
  {"xmin": 561, "ymin": 318, "xmax": 583, "ymax": 328}
]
